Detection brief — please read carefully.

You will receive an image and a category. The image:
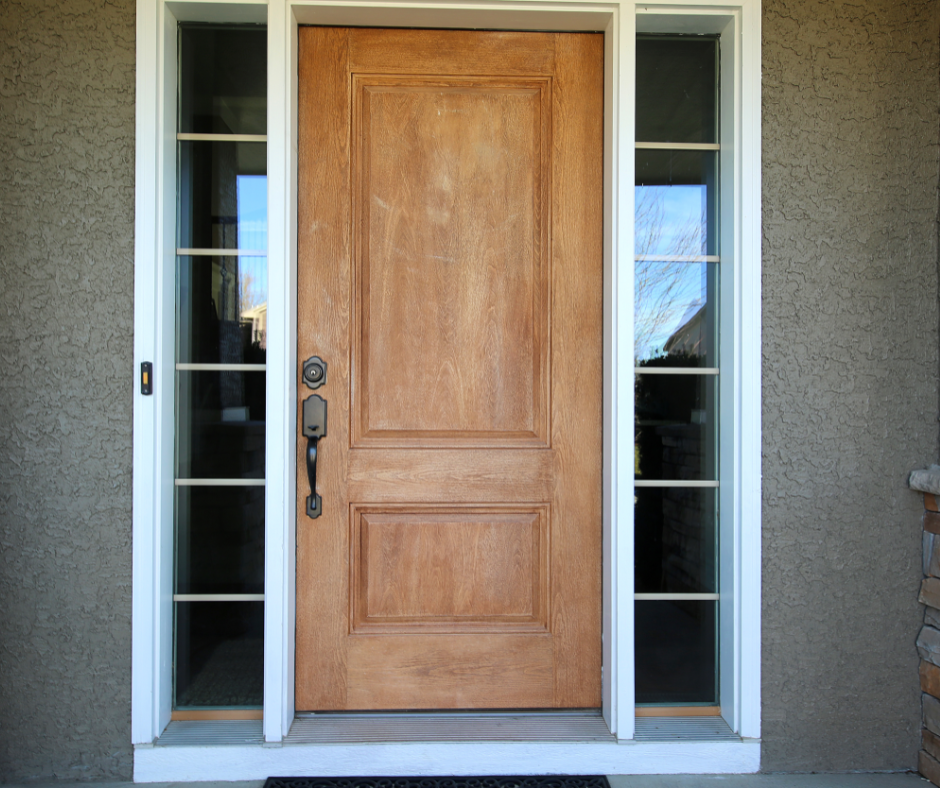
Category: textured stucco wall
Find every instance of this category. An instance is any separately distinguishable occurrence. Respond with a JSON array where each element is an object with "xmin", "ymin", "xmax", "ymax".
[
  {"xmin": 0, "ymin": 0, "xmax": 937, "ymax": 780},
  {"xmin": 0, "ymin": 0, "xmax": 136, "ymax": 781},
  {"xmin": 762, "ymin": 0, "xmax": 940, "ymax": 772}
]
